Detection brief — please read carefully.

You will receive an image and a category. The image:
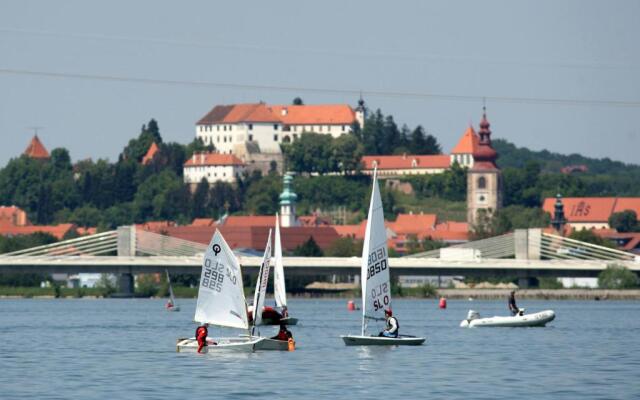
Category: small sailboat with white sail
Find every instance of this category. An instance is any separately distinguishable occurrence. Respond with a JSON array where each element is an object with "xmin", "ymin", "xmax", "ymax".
[
  {"xmin": 249, "ymin": 230, "xmax": 295, "ymax": 351},
  {"xmin": 176, "ymin": 230, "xmax": 265, "ymax": 353},
  {"xmin": 164, "ymin": 269, "xmax": 180, "ymax": 312},
  {"xmin": 261, "ymin": 214, "xmax": 298, "ymax": 325},
  {"xmin": 341, "ymin": 170, "xmax": 425, "ymax": 346}
]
